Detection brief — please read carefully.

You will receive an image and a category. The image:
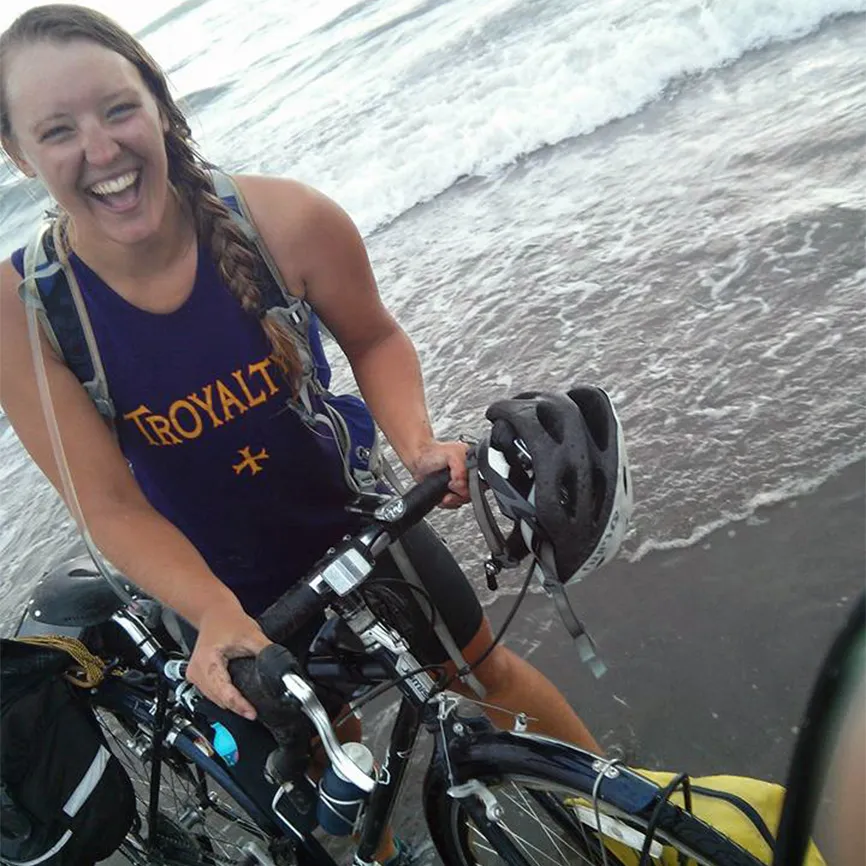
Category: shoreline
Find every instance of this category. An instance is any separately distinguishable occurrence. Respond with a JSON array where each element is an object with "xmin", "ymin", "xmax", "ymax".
[{"xmin": 484, "ymin": 460, "xmax": 865, "ymax": 780}]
